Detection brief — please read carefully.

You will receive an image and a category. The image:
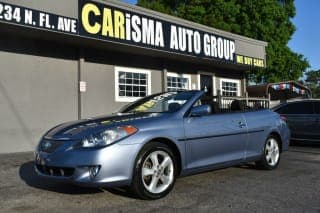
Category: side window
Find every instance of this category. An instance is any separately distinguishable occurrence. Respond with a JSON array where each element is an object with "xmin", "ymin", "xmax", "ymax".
[
  {"xmin": 275, "ymin": 104, "xmax": 290, "ymax": 114},
  {"xmin": 277, "ymin": 102, "xmax": 313, "ymax": 114},
  {"xmin": 191, "ymin": 95, "xmax": 220, "ymax": 115}
]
